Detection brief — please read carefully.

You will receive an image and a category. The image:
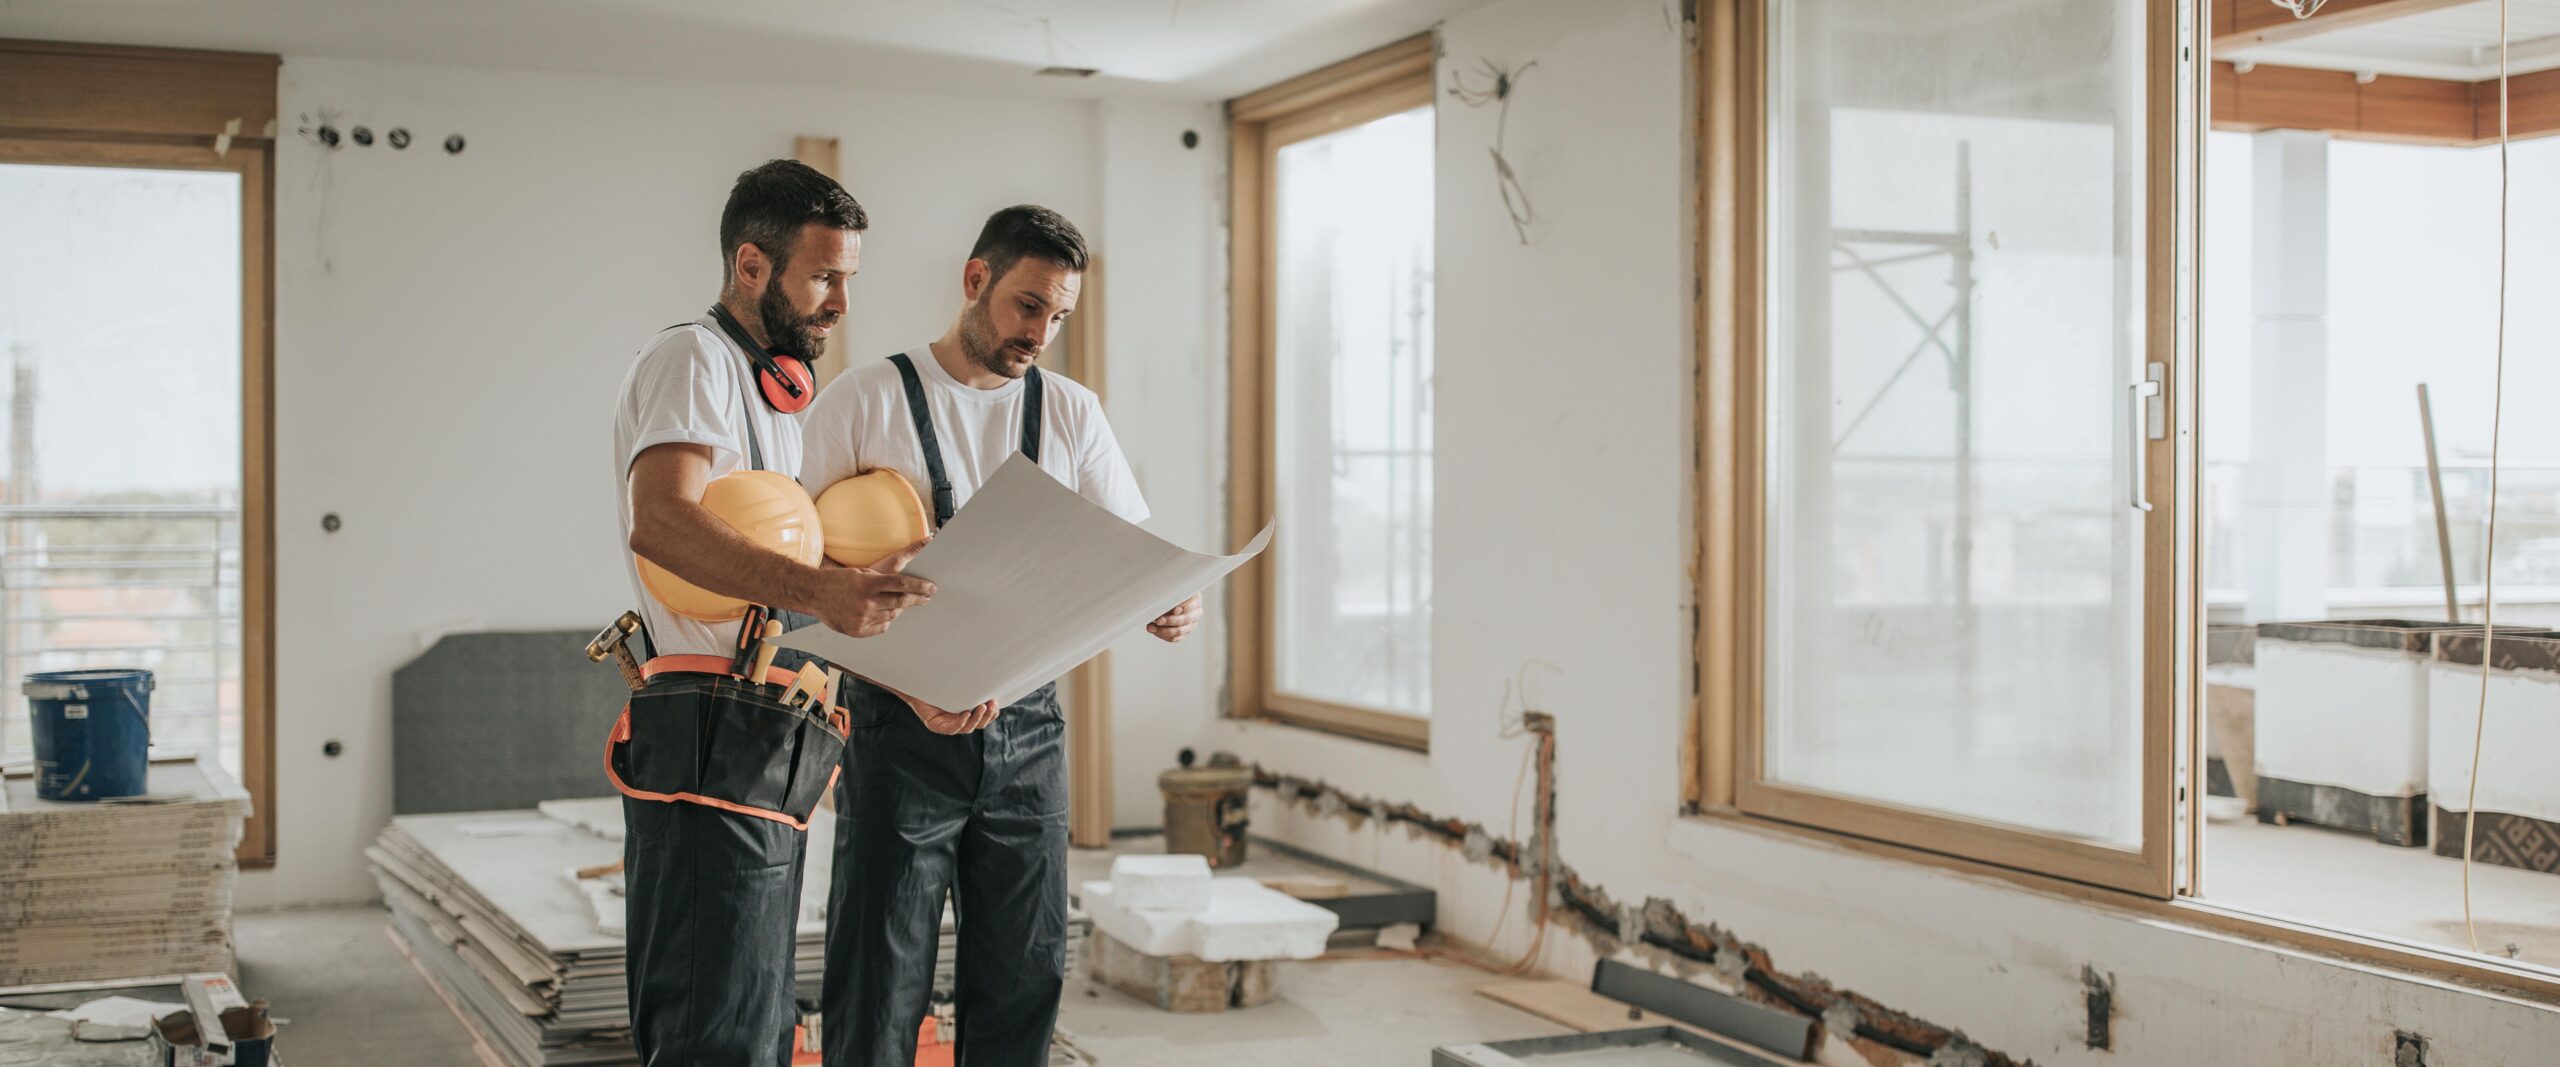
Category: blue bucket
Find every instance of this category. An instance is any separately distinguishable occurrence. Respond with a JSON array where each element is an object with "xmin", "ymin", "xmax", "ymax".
[{"xmin": 25, "ymin": 668, "xmax": 153, "ymax": 801}]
